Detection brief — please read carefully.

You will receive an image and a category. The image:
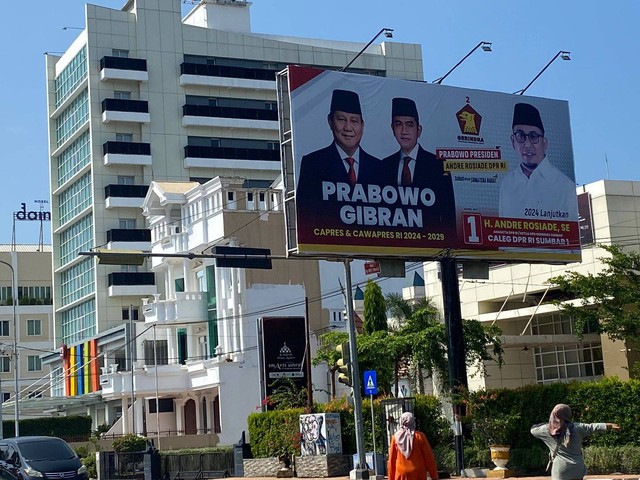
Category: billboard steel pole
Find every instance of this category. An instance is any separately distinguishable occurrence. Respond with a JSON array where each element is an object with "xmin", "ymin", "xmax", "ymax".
[
  {"xmin": 440, "ymin": 257, "xmax": 468, "ymax": 475},
  {"xmin": 343, "ymin": 259, "xmax": 369, "ymax": 479}
]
